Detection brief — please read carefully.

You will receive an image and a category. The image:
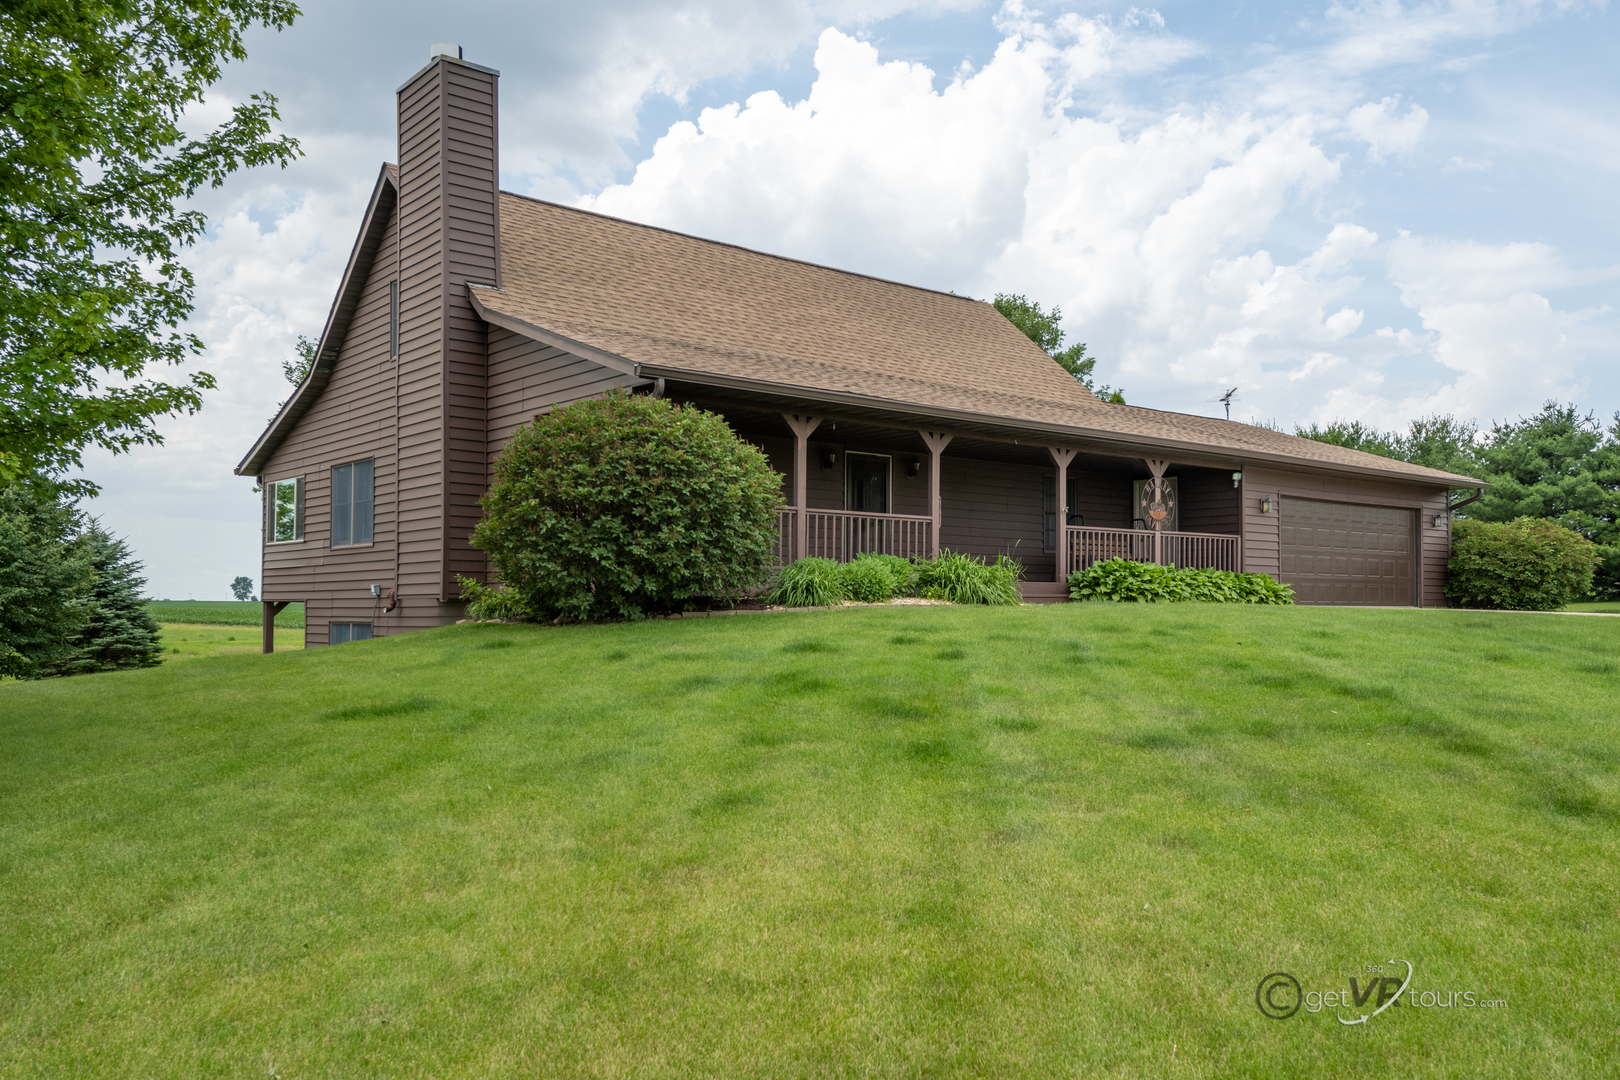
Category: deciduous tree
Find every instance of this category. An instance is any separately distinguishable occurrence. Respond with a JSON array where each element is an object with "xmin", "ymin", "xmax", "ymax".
[{"xmin": 0, "ymin": 0, "xmax": 301, "ymax": 492}]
